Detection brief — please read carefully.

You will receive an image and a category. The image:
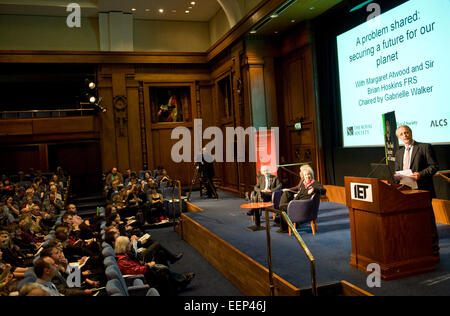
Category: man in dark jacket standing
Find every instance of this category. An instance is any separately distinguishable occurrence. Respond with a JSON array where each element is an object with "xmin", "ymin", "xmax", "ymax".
[{"xmin": 394, "ymin": 125, "xmax": 440, "ymax": 258}]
